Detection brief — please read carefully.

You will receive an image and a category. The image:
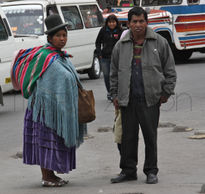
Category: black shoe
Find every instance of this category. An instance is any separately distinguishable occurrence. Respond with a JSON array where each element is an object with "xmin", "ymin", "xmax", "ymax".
[
  {"xmin": 146, "ymin": 173, "xmax": 158, "ymax": 184},
  {"xmin": 110, "ymin": 173, "xmax": 137, "ymax": 184}
]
